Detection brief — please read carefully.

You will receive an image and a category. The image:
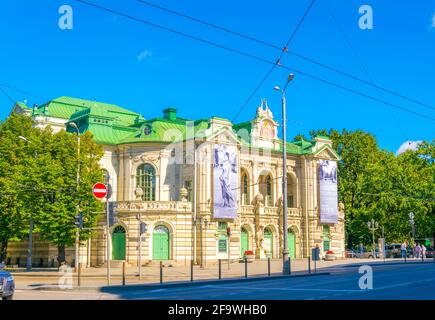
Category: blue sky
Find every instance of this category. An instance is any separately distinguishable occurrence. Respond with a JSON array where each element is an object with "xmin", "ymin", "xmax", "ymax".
[{"xmin": 0, "ymin": 0, "xmax": 434, "ymax": 152}]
